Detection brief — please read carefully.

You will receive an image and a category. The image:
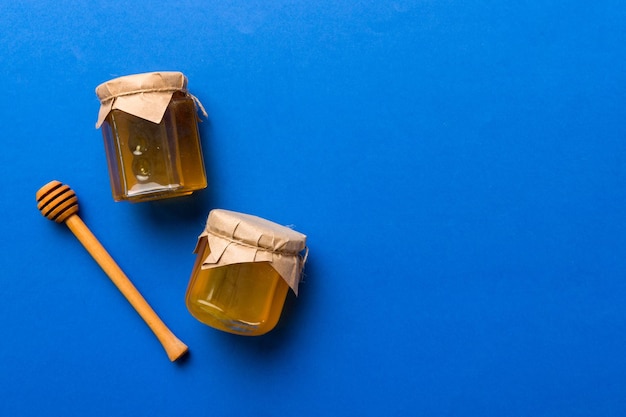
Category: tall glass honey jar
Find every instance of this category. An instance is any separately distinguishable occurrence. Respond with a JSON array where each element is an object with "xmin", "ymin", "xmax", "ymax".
[
  {"xmin": 186, "ymin": 209, "xmax": 308, "ymax": 336},
  {"xmin": 95, "ymin": 71, "xmax": 207, "ymax": 202}
]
